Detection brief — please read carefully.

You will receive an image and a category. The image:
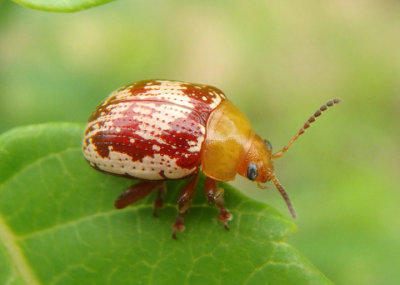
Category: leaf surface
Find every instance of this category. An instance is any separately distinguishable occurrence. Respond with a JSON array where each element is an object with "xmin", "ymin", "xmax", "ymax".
[
  {"xmin": 0, "ymin": 123, "xmax": 332, "ymax": 285},
  {"xmin": 11, "ymin": 0, "xmax": 114, "ymax": 12}
]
